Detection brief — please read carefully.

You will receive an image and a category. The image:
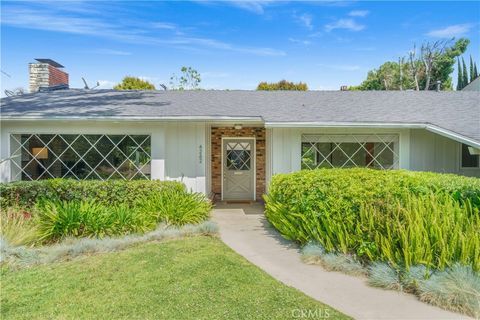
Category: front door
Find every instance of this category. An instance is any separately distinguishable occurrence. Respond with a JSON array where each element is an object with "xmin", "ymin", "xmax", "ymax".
[{"xmin": 222, "ymin": 139, "xmax": 255, "ymax": 200}]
